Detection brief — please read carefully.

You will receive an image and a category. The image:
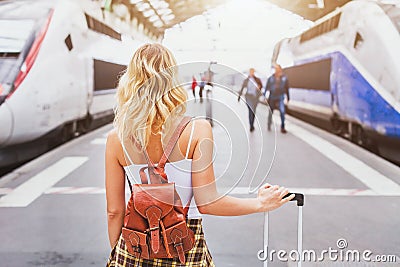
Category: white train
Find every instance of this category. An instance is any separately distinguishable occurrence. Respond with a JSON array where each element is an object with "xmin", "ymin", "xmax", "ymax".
[
  {"xmin": 273, "ymin": 0, "xmax": 400, "ymax": 162},
  {"xmin": 0, "ymin": 0, "xmax": 147, "ymax": 168}
]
